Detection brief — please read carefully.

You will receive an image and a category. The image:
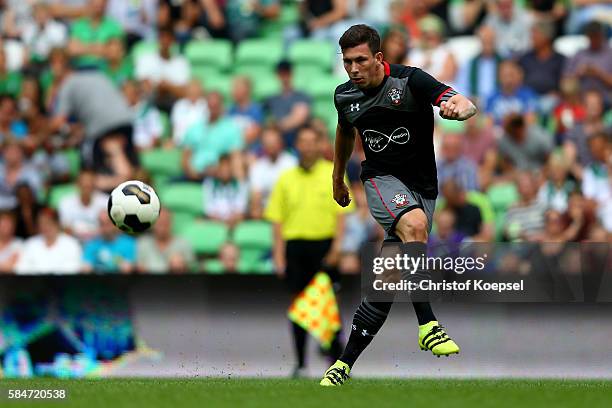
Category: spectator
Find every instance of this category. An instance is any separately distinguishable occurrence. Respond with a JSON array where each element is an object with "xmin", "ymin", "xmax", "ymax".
[
  {"xmin": 181, "ymin": 91, "xmax": 244, "ymax": 181},
  {"xmin": 229, "ymin": 76, "xmax": 264, "ymax": 146},
  {"xmin": 0, "ymin": 142, "xmax": 42, "ymax": 210},
  {"xmin": 83, "ymin": 210, "xmax": 136, "ymax": 273},
  {"xmin": 535, "ymin": 208, "xmax": 584, "ymax": 243},
  {"xmin": 1, "ymin": 0, "xmax": 35, "ymax": 39},
  {"xmin": 485, "ymin": 60, "xmax": 538, "ymax": 125},
  {"xmin": 484, "ymin": 0, "xmax": 533, "ymax": 57},
  {"xmin": 15, "ymin": 207, "xmax": 82, "ymax": 274},
  {"xmin": 448, "ymin": 0, "xmax": 488, "ymax": 35},
  {"xmin": 553, "ymin": 77, "xmax": 586, "ymax": 139},
  {"xmin": 462, "ymin": 116, "xmax": 497, "ymax": 189},
  {"xmin": 0, "ymin": 95, "xmax": 29, "ymax": 143},
  {"xmin": 135, "ymin": 26, "xmax": 190, "ymax": 110},
  {"xmin": 68, "ymin": 0, "xmax": 124, "ymax": 69},
  {"xmin": 123, "ymin": 79, "xmax": 163, "ymax": 151},
  {"xmin": 407, "ymin": 15, "xmax": 457, "ymax": 84},
  {"xmin": 518, "ymin": 21, "xmax": 566, "ymax": 101},
  {"xmin": 249, "ymin": 126, "xmax": 297, "ymax": 219},
  {"xmin": 504, "ymin": 171, "xmax": 547, "ymax": 241},
  {"xmin": 456, "ymin": 25, "xmax": 502, "ymax": 105},
  {"xmin": 106, "ymin": 0, "xmax": 157, "ymax": 47},
  {"xmin": 289, "ymin": 0, "xmax": 348, "ymax": 42},
  {"xmin": 49, "ymin": 48, "xmax": 137, "ymax": 192},
  {"xmin": 265, "ymin": 60, "xmax": 311, "ymax": 148},
  {"xmin": 537, "ymin": 152, "xmax": 577, "ymax": 213},
  {"xmin": 103, "ymin": 38, "xmax": 134, "ymax": 86},
  {"xmin": 566, "ymin": 0, "xmax": 612, "ymax": 34},
  {"xmin": 498, "ymin": 113, "xmax": 553, "ymax": 172},
  {"xmin": 564, "ymin": 21, "xmax": 612, "ymax": 103},
  {"xmin": 380, "ymin": 28, "xmax": 409, "ymax": 65},
  {"xmin": 0, "ymin": 210, "xmax": 22, "ymax": 273},
  {"xmin": 171, "ymin": 79, "xmax": 208, "ymax": 146},
  {"xmin": 437, "ymin": 132, "xmax": 480, "ymax": 192},
  {"xmin": 428, "ymin": 207, "xmax": 465, "ymax": 257},
  {"xmin": 58, "ymin": 168, "xmax": 109, "ymax": 242},
  {"xmin": 137, "ymin": 209, "xmax": 195, "ymax": 274},
  {"xmin": 440, "ymin": 179, "xmax": 483, "ymax": 239},
  {"xmin": 225, "ymin": 0, "xmax": 280, "ymax": 43},
  {"xmin": 203, "ymin": 154, "xmax": 249, "ymax": 227},
  {"xmin": 218, "ymin": 242, "xmax": 240, "ymax": 273},
  {"xmin": 582, "ymin": 132, "xmax": 612, "ymax": 232},
  {"xmin": 22, "ymin": 2, "xmax": 68, "ymax": 64},
  {"xmin": 13, "ymin": 183, "xmax": 40, "ymax": 239},
  {"xmin": 563, "ymin": 90, "xmax": 610, "ymax": 174},
  {"xmin": 395, "ymin": 0, "xmax": 433, "ymax": 43}
]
